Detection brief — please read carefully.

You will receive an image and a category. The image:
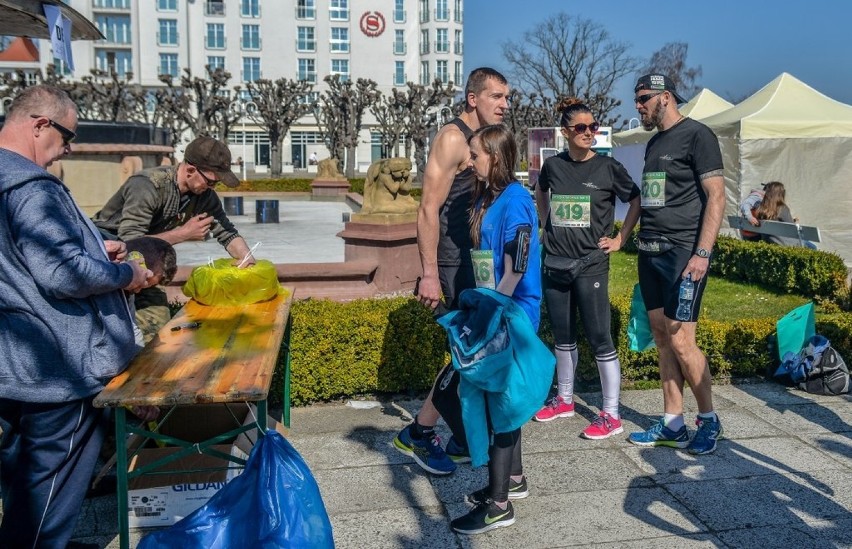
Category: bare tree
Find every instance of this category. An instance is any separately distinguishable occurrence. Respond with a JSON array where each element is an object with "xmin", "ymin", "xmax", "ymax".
[
  {"xmin": 504, "ymin": 90, "xmax": 558, "ymax": 164},
  {"xmin": 641, "ymin": 42, "xmax": 702, "ymax": 101},
  {"xmin": 369, "ymin": 87, "xmax": 408, "ymax": 158},
  {"xmin": 157, "ymin": 66, "xmax": 238, "ymax": 139},
  {"xmin": 246, "ymin": 78, "xmax": 314, "ymax": 177},
  {"xmin": 401, "ymin": 79, "xmax": 456, "ymax": 179},
  {"xmin": 74, "ymin": 69, "xmax": 148, "ymax": 122},
  {"xmin": 314, "ymin": 75, "xmax": 379, "ymax": 178},
  {"xmin": 502, "ymin": 13, "xmax": 640, "ymax": 127}
]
